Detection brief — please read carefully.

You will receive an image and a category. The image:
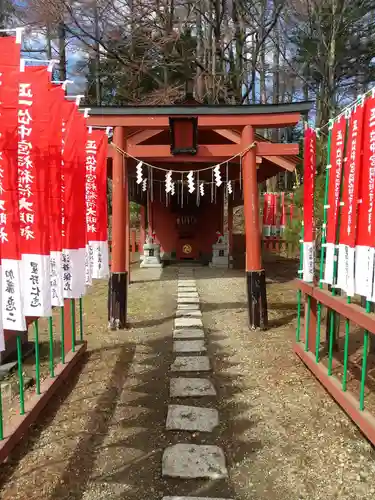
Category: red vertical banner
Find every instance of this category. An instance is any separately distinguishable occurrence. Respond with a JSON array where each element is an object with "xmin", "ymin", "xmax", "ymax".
[
  {"xmin": 280, "ymin": 192, "xmax": 286, "ymax": 235},
  {"xmin": 0, "ymin": 36, "xmax": 26, "ymax": 333},
  {"xmin": 355, "ymin": 95, "xmax": 375, "ymax": 300},
  {"xmin": 336, "ymin": 102, "xmax": 365, "ymax": 295},
  {"xmin": 86, "ymin": 129, "xmax": 109, "ymax": 279},
  {"xmin": 303, "ymin": 127, "xmax": 316, "ymax": 282},
  {"xmin": 324, "ymin": 116, "xmax": 346, "ymax": 284},
  {"xmin": 262, "ymin": 193, "xmax": 272, "ymax": 237},
  {"xmin": 62, "ymin": 106, "xmax": 87, "ymax": 298},
  {"xmin": 18, "ymin": 65, "xmax": 52, "ymax": 317},
  {"xmin": 48, "ymin": 84, "xmax": 65, "ymax": 306}
]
